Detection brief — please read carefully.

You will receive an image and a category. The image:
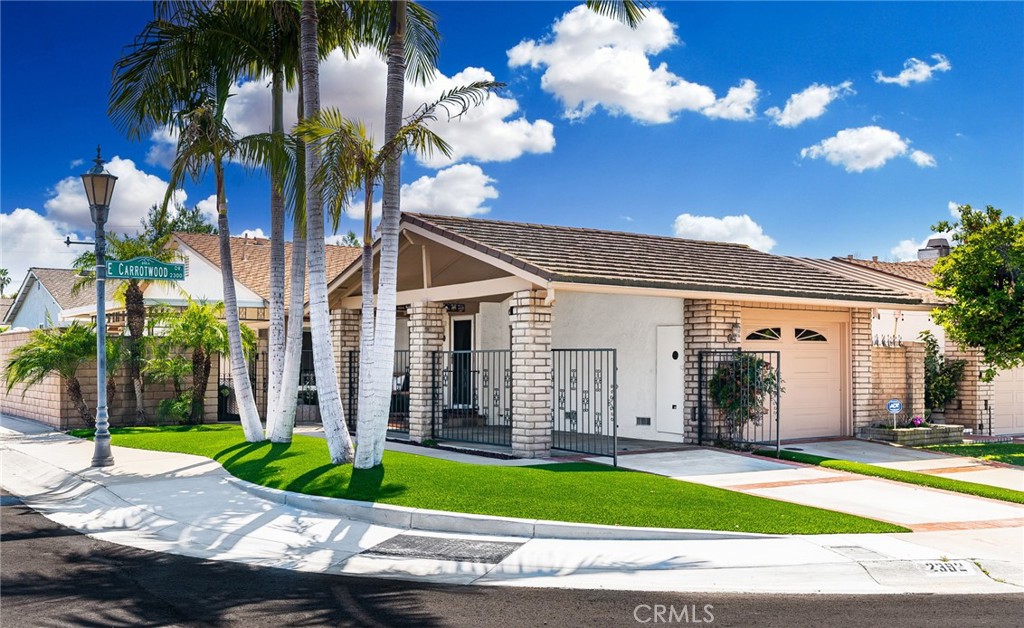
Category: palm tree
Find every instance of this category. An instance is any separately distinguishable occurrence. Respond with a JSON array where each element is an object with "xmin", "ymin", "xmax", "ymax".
[
  {"xmin": 72, "ymin": 232, "xmax": 178, "ymax": 424},
  {"xmin": 5, "ymin": 322, "xmax": 99, "ymax": 426},
  {"xmin": 0, "ymin": 268, "xmax": 10, "ymax": 296},
  {"xmin": 299, "ymin": 82, "xmax": 500, "ymax": 467}
]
